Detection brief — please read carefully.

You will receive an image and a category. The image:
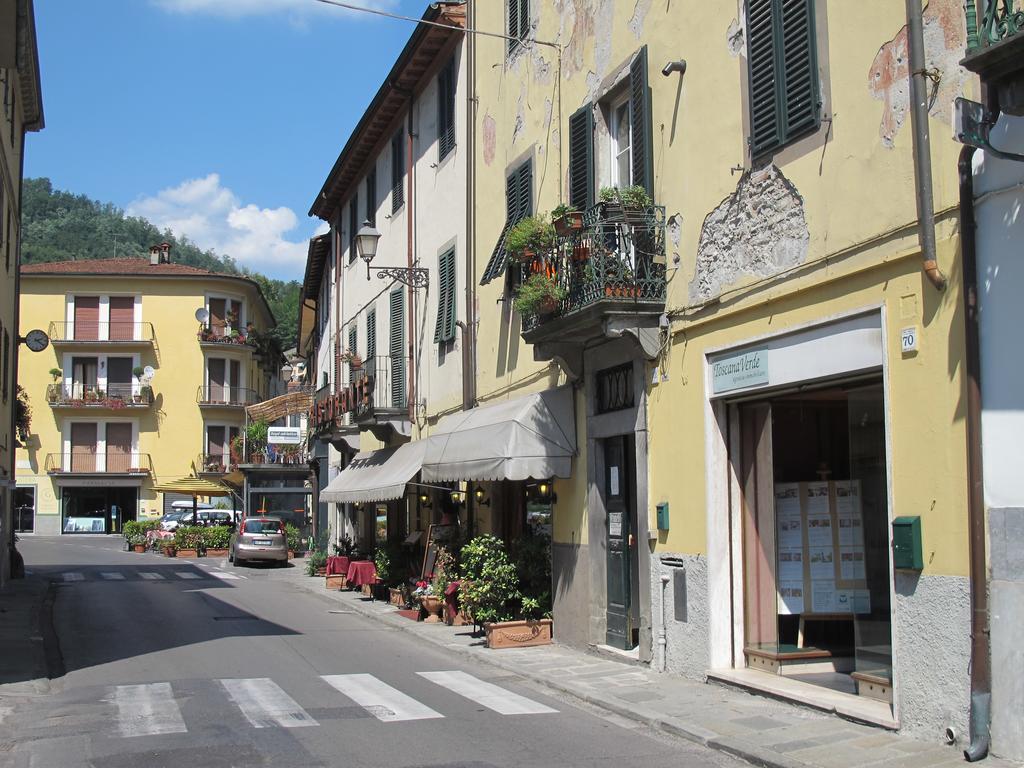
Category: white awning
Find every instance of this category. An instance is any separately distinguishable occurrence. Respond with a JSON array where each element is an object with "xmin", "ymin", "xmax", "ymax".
[
  {"xmin": 320, "ymin": 441, "xmax": 424, "ymax": 504},
  {"xmin": 421, "ymin": 386, "xmax": 576, "ymax": 482}
]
